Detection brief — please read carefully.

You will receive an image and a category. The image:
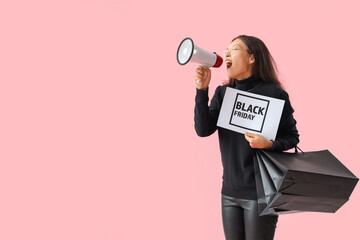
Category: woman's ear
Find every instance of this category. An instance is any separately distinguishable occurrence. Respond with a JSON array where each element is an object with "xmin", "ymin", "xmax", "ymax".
[{"xmin": 249, "ymin": 54, "xmax": 255, "ymax": 64}]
